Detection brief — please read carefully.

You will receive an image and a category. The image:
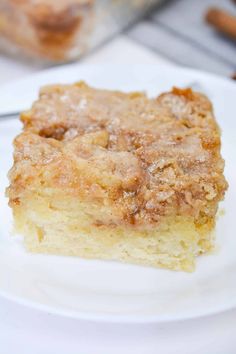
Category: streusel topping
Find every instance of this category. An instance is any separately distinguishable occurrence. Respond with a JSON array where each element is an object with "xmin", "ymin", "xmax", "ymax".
[{"xmin": 8, "ymin": 82, "xmax": 228, "ymax": 227}]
